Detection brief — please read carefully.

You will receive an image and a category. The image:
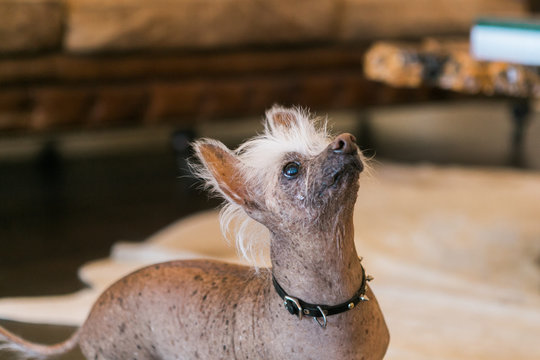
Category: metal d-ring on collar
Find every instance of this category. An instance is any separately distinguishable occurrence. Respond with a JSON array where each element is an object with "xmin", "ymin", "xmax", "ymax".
[{"xmin": 272, "ymin": 263, "xmax": 373, "ymax": 328}]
